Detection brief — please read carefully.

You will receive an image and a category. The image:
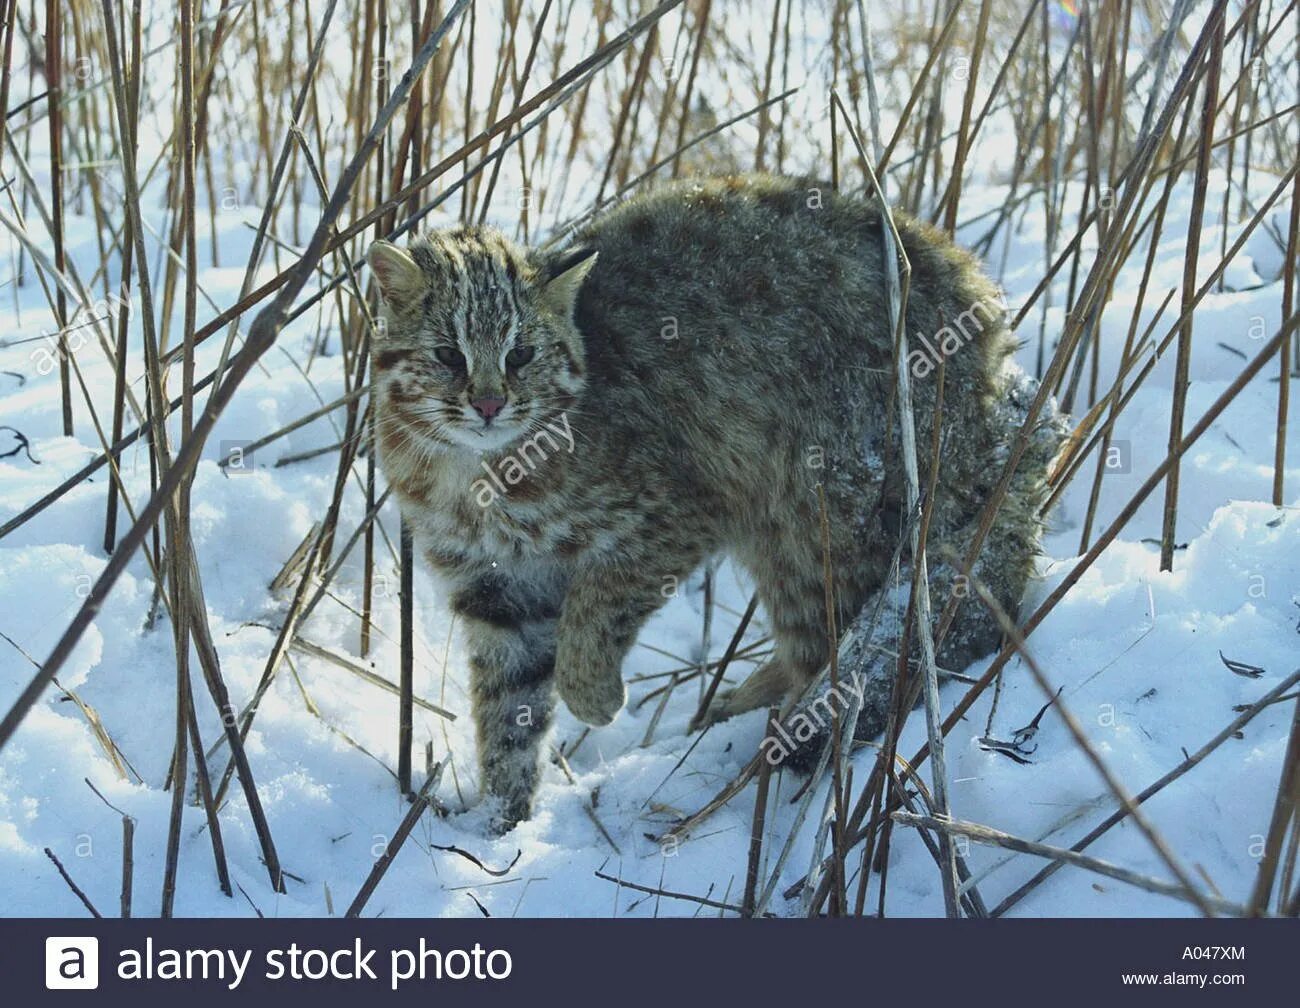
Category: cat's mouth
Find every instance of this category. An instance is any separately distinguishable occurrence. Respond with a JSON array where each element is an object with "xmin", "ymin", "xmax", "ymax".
[
  {"xmin": 430, "ymin": 397, "xmax": 529, "ymax": 452},
  {"xmin": 442, "ymin": 416, "xmax": 529, "ymax": 452},
  {"xmin": 386, "ymin": 397, "xmax": 529, "ymax": 455}
]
